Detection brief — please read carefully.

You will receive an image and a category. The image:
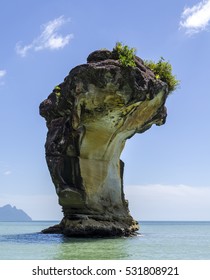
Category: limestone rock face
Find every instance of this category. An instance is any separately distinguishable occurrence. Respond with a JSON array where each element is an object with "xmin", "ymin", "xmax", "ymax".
[{"xmin": 40, "ymin": 50, "xmax": 168, "ymax": 237}]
